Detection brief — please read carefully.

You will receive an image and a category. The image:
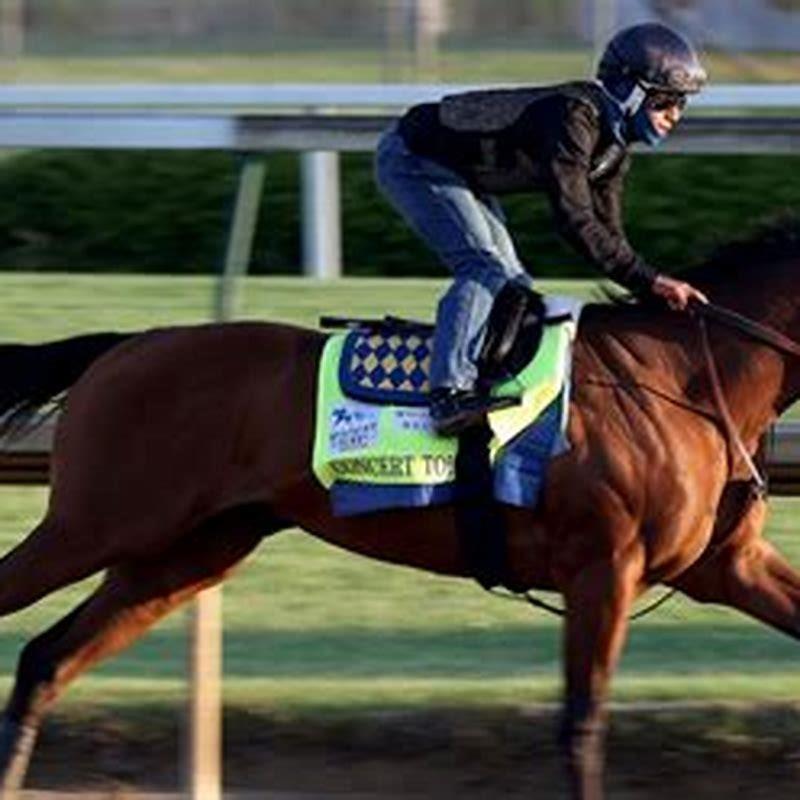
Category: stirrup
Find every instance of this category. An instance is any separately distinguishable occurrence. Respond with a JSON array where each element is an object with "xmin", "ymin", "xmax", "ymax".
[{"xmin": 430, "ymin": 390, "xmax": 519, "ymax": 436}]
